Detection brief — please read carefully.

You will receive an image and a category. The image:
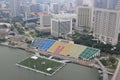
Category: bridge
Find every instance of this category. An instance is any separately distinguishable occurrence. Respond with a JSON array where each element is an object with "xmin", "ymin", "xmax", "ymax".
[
  {"xmin": 23, "ymin": 17, "xmax": 40, "ymax": 23},
  {"xmin": 95, "ymin": 58, "xmax": 109, "ymax": 80}
]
